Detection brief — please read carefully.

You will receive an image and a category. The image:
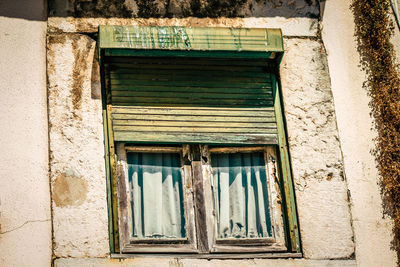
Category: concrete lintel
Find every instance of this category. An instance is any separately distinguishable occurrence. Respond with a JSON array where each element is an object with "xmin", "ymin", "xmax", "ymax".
[{"xmin": 48, "ymin": 17, "xmax": 318, "ymax": 37}]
